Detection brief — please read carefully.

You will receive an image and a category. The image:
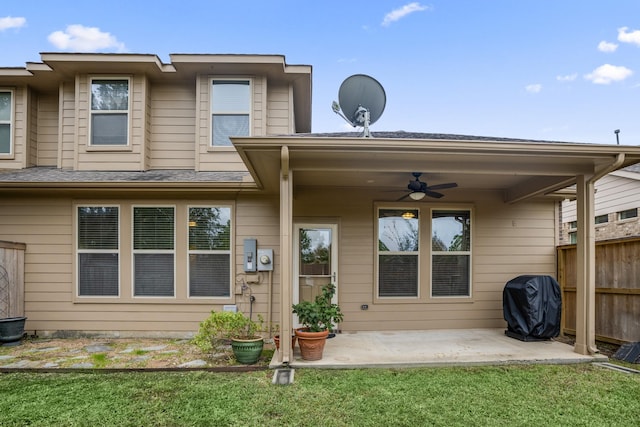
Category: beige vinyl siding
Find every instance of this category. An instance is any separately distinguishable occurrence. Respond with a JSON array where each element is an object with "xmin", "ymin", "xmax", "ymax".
[
  {"xmin": 149, "ymin": 83, "xmax": 196, "ymax": 169},
  {"xmin": 28, "ymin": 89, "xmax": 38, "ymax": 167},
  {"xmin": 266, "ymin": 83, "xmax": 292, "ymax": 135},
  {"xmin": 36, "ymin": 92, "xmax": 59, "ymax": 166},
  {"xmin": 563, "ymin": 174, "xmax": 640, "ymax": 222},
  {"xmin": 59, "ymin": 81, "xmax": 76, "ymax": 169},
  {"xmin": 234, "ymin": 196, "xmax": 281, "ymax": 322},
  {"xmin": 75, "ymin": 75, "xmax": 146, "ymax": 171},
  {"xmin": 0, "ymin": 195, "xmax": 284, "ymax": 335},
  {"xmin": 293, "ymin": 188, "xmax": 556, "ymax": 332}
]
